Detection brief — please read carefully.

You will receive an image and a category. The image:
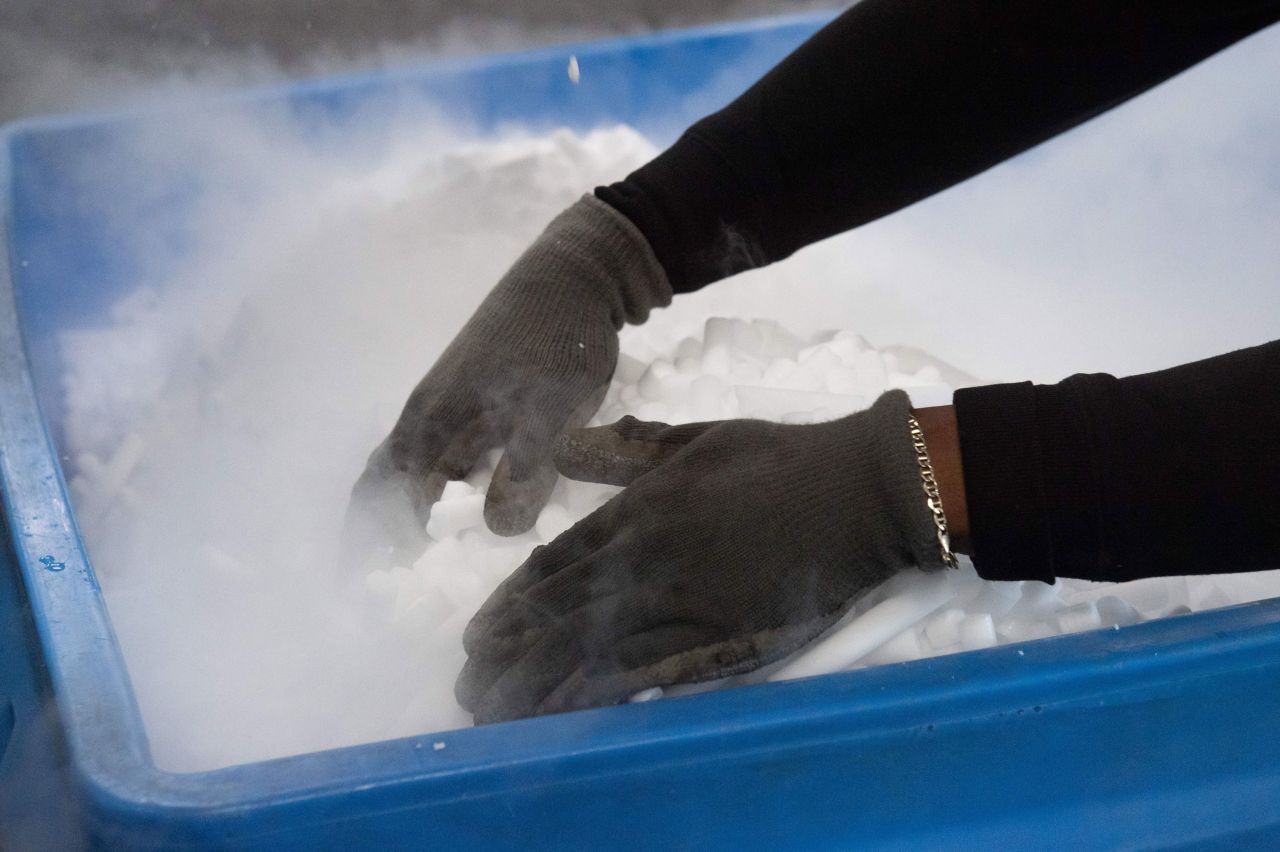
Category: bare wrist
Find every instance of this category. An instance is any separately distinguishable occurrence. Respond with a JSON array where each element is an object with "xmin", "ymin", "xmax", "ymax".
[{"xmin": 912, "ymin": 404, "xmax": 971, "ymax": 555}]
